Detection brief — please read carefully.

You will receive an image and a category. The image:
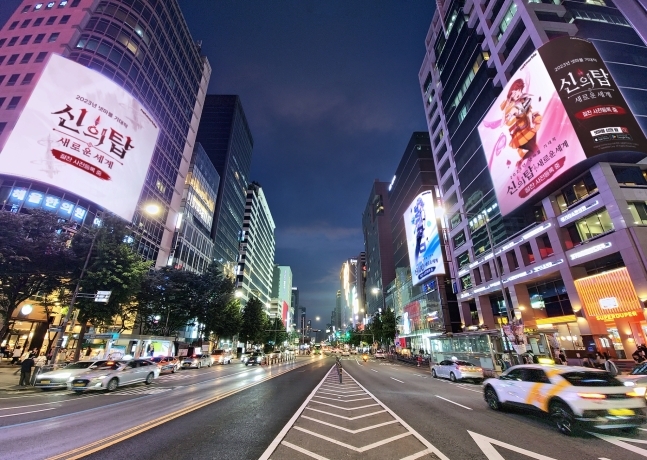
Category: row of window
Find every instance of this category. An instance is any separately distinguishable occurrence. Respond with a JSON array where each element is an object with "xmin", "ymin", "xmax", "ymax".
[
  {"xmin": 0, "ymin": 33, "xmax": 59, "ymax": 48},
  {"xmin": 0, "ymin": 73, "xmax": 35, "ymax": 87},
  {"xmin": 0, "ymin": 51, "xmax": 48, "ymax": 66},
  {"xmin": 0, "ymin": 96, "xmax": 22, "ymax": 110},
  {"xmin": 7, "ymin": 14, "xmax": 70, "ymax": 31},
  {"xmin": 22, "ymin": 1, "xmax": 79, "ymax": 12}
]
